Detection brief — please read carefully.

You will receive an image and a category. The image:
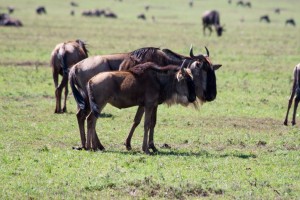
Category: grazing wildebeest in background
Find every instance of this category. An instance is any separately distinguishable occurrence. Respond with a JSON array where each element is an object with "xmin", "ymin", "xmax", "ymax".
[
  {"xmin": 36, "ymin": 6, "xmax": 46, "ymax": 15},
  {"xmin": 189, "ymin": 0, "xmax": 193, "ymax": 7},
  {"xmin": 70, "ymin": 1, "xmax": 78, "ymax": 7},
  {"xmin": 260, "ymin": 15, "xmax": 270, "ymax": 23},
  {"xmin": 284, "ymin": 63, "xmax": 300, "ymax": 126},
  {"xmin": 86, "ymin": 51, "xmax": 221, "ymax": 153},
  {"xmin": 7, "ymin": 6, "xmax": 14, "ymax": 14},
  {"xmin": 145, "ymin": 5, "xmax": 150, "ymax": 11},
  {"xmin": 237, "ymin": 1, "xmax": 244, "ymax": 6},
  {"xmin": 137, "ymin": 13, "xmax": 146, "ymax": 20},
  {"xmin": 274, "ymin": 8, "xmax": 280, "ymax": 14},
  {"xmin": 202, "ymin": 10, "xmax": 224, "ymax": 37},
  {"xmin": 285, "ymin": 18, "xmax": 296, "ymax": 26},
  {"xmin": 70, "ymin": 10, "xmax": 75, "ymax": 16},
  {"xmin": 104, "ymin": 11, "xmax": 117, "ymax": 18},
  {"xmin": 244, "ymin": 2, "xmax": 251, "ymax": 8},
  {"xmin": 0, "ymin": 14, "xmax": 22, "ymax": 27},
  {"xmin": 69, "ymin": 46, "xmax": 205, "ymax": 150},
  {"xmin": 50, "ymin": 39, "xmax": 88, "ymax": 113}
]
